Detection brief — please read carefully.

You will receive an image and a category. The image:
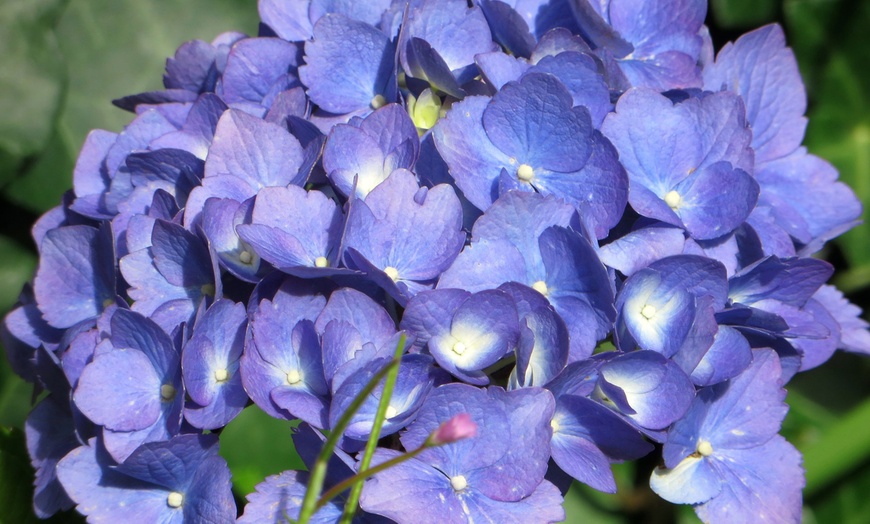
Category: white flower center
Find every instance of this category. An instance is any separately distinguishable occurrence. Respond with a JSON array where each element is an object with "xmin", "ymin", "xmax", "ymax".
[
  {"xmin": 239, "ymin": 250, "xmax": 253, "ymax": 264},
  {"xmin": 160, "ymin": 384, "xmax": 176, "ymax": 401},
  {"xmin": 450, "ymin": 475, "xmax": 468, "ymax": 492},
  {"xmin": 214, "ymin": 368, "xmax": 229, "ymax": 382},
  {"xmin": 640, "ymin": 304, "xmax": 657, "ymax": 319},
  {"xmin": 697, "ymin": 439, "xmax": 713, "ymax": 457},
  {"xmin": 385, "ymin": 406, "xmax": 398, "ymax": 419},
  {"xmin": 314, "ymin": 256, "xmax": 329, "ymax": 268},
  {"xmin": 167, "ymin": 491, "xmax": 184, "ymax": 508},
  {"xmin": 286, "ymin": 370, "xmax": 302, "ymax": 385},
  {"xmin": 452, "ymin": 342, "xmax": 467, "ymax": 355},
  {"xmin": 517, "ymin": 164, "xmax": 535, "ymax": 182},
  {"xmin": 384, "ymin": 266, "xmax": 400, "ymax": 282},
  {"xmin": 532, "ymin": 280, "xmax": 549, "ymax": 296},
  {"xmin": 664, "ymin": 190, "xmax": 682, "ymax": 210}
]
